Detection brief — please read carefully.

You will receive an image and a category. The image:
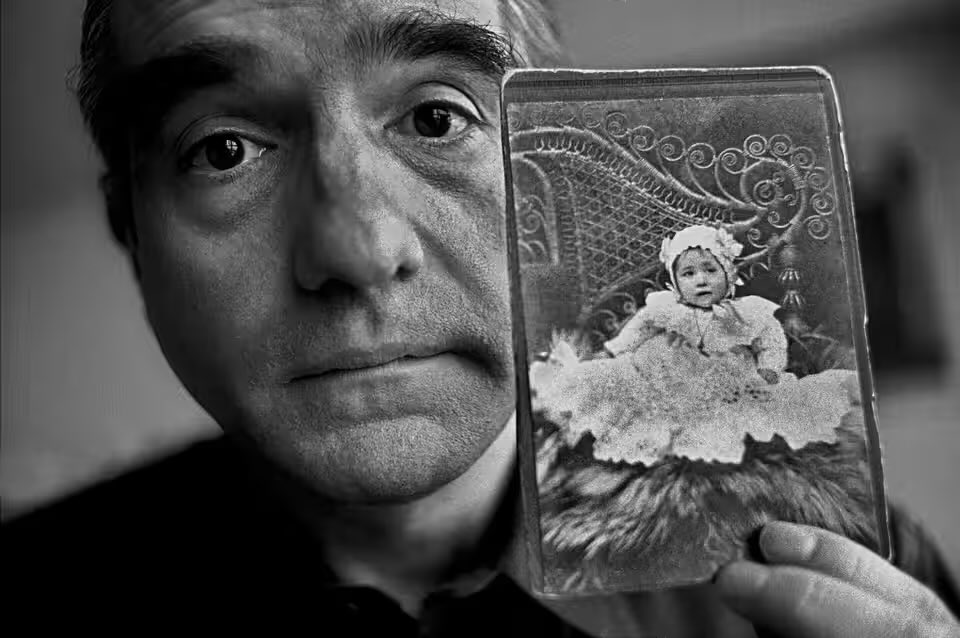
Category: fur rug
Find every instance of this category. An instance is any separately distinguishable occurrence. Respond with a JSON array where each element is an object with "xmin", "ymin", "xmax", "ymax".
[{"xmin": 534, "ymin": 404, "xmax": 880, "ymax": 594}]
